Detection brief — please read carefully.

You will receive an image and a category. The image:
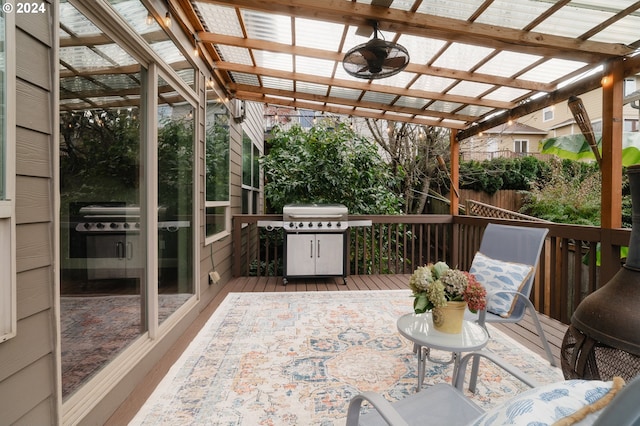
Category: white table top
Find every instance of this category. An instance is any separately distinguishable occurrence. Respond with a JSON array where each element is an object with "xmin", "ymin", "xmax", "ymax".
[{"xmin": 397, "ymin": 312, "xmax": 488, "ymax": 352}]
